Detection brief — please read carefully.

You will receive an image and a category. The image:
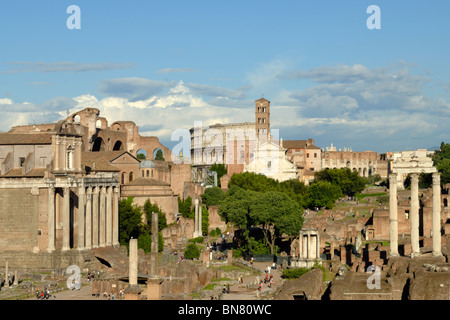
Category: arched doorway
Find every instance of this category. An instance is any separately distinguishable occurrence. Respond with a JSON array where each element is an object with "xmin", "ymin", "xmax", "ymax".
[
  {"xmin": 113, "ymin": 140, "xmax": 124, "ymax": 151},
  {"xmin": 92, "ymin": 137, "xmax": 105, "ymax": 152}
]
